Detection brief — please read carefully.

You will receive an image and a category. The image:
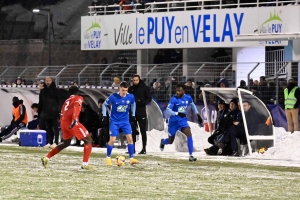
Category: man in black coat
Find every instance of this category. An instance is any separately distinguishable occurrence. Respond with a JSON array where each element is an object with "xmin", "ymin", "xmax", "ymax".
[
  {"xmin": 204, "ymin": 99, "xmax": 230, "ymax": 155},
  {"xmin": 79, "ymin": 103, "xmax": 100, "ymax": 146},
  {"xmin": 128, "ymin": 74, "xmax": 152, "ymax": 154},
  {"xmin": 98, "ymin": 98, "xmax": 110, "ymax": 147},
  {"xmin": 38, "ymin": 77, "xmax": 60, "ymax": 148}
]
